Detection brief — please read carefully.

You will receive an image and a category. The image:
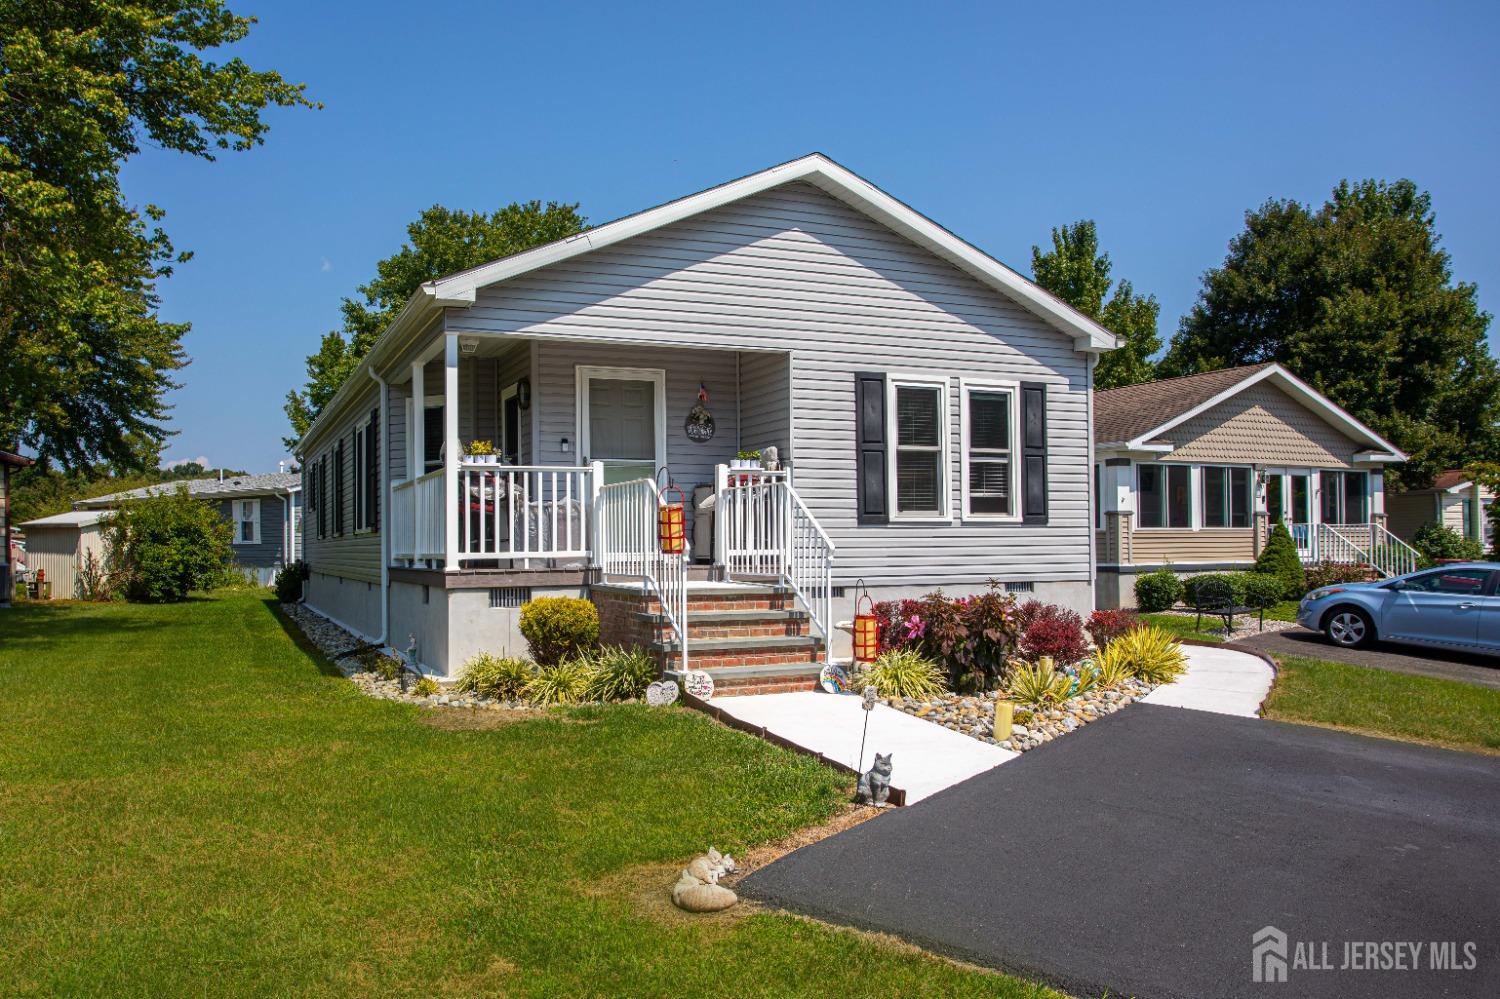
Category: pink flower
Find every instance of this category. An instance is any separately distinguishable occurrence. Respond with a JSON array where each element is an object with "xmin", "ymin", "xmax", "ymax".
[{"xmin": 903, "ymin": 614, "xmax": 926, "ymax": 640}]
